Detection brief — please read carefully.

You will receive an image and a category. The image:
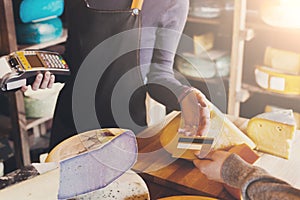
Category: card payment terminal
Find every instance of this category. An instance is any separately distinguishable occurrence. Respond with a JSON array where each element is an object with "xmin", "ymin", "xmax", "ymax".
[{"xmin": 0, "ymin": 50, "xmax": 70, "ymax": 91}]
